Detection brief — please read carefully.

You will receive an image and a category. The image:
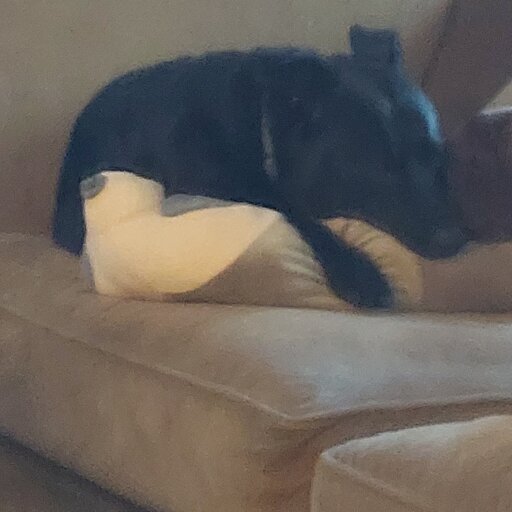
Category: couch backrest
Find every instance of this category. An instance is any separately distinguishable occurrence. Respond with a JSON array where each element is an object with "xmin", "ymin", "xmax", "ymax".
[{"xmin": 0, "ymin": 0, "xmax": 455, "ymax": 235}]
